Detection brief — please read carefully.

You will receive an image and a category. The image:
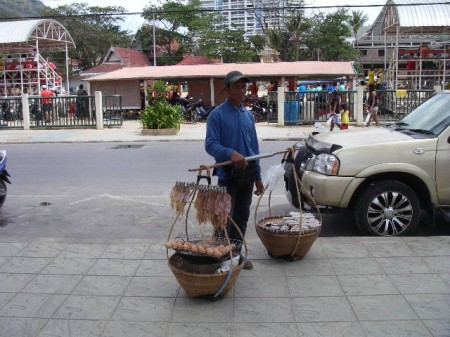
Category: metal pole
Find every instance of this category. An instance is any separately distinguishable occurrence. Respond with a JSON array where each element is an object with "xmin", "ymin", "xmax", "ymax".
[
  {"xmin": 395, "ymin": 24, "xmax": 399, "ymax": 91},
  {"xmin": 443, "ymin": 42, "xmax": 447, "ymax": 89},
  {"xmin": 65, "ymin": 42, "xmax": 70, "ymax": 94},
  {"xmin": 153, "ymin": 14, "xmax": 157, "ymax": 67},
  {"xmin": 384, "ymin": 30, "xmax": 387, "ymax": 71}
]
